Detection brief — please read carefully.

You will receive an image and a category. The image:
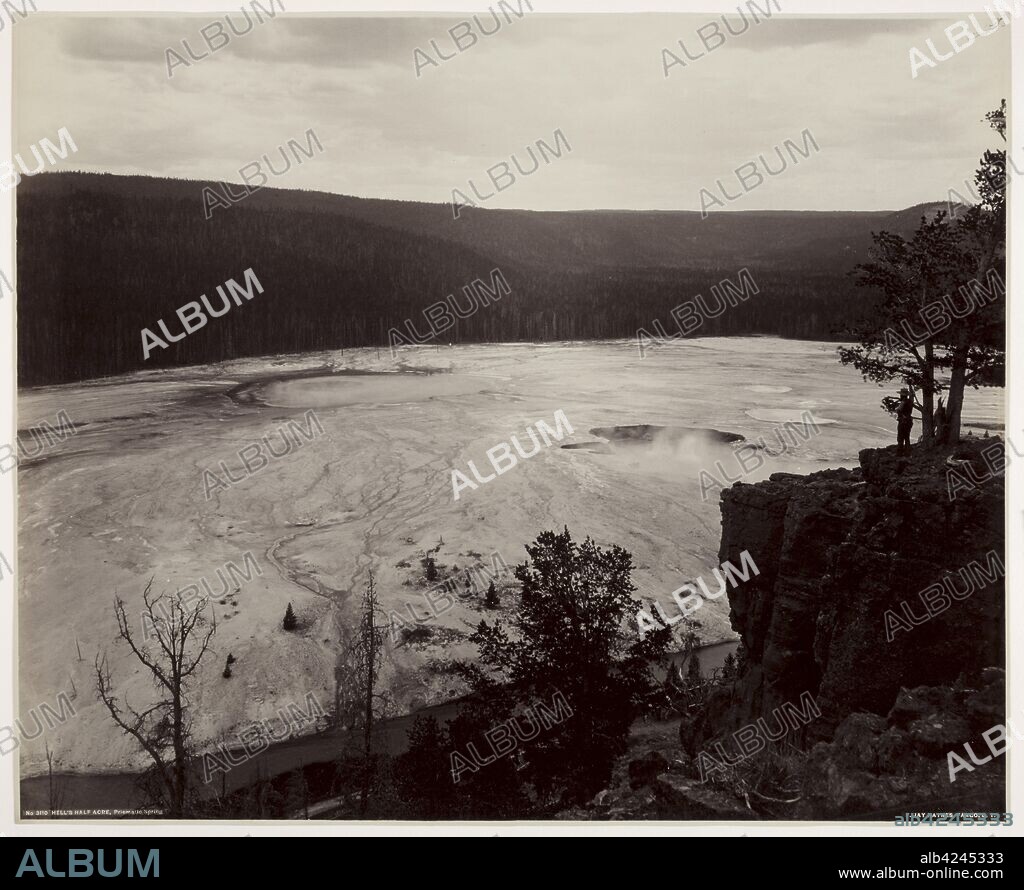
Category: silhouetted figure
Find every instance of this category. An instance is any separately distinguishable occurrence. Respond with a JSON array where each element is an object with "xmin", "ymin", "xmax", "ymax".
[
  {"xmin": 896, "ymin": 388, "xmax": 914, "ymax": 455},
  {"xmin": 932, "ymin": 397, "xmax": 947, "ymax": 446}
]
